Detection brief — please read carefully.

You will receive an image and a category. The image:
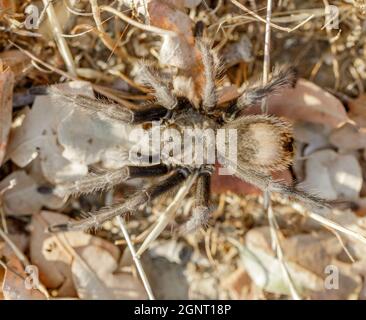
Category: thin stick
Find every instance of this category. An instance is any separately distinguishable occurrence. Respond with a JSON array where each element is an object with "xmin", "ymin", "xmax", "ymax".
[
  {"xmin": 322, "ymin": 0, "xmax": 340, "ymax": 89},
  {"xmin": 42, "ymin": 0, "xmax": 76, "ymax": 76},
  {"xmin": 264, "ymin": 192, "xmax": 301, "ymax": 300},
  {"xmin": 259, "ymin": 3, "xmax": 299, "ymax": 298},
  {"xmin": 303, "ymin": 210, "xmax": 366, "ymax": 245},
  {"xmin": 8, "ymin": 42, "xmax": 137, "ymax": 108},
  {"xmin": 100, "ymin": 5, "xmax": 177, "ymax": 37},
  {"xmin": 36, "ymin": 0, "xmax": 51, "ymax": 28},
  {"xmin": 136, "ymin": 172, "xmax": 199, "ymax": 256},
  {"xmin": 261, "ymin": 0, "xmax": 273, "ymax": 113},
  {"xmin": 0, "ymin": 228, "xmax": 29, "ymax": 266},
  {"xmin": 89, "ymin": 0, "xmax": 125, "ymax": 57},
  {"xmin": 274, "ymin": 196, "xmax": 366, "ymax": 246},
  {"xmin": 231, "ymin": 0, "xmax": 314, "ymax": 33},
  {"xmin": 116, "ymin": 216, "xmax": 155, "ymax": 300},
  {"xmin": 0, "ymin": 179, "xmax": 16, "ymax": 233}
]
